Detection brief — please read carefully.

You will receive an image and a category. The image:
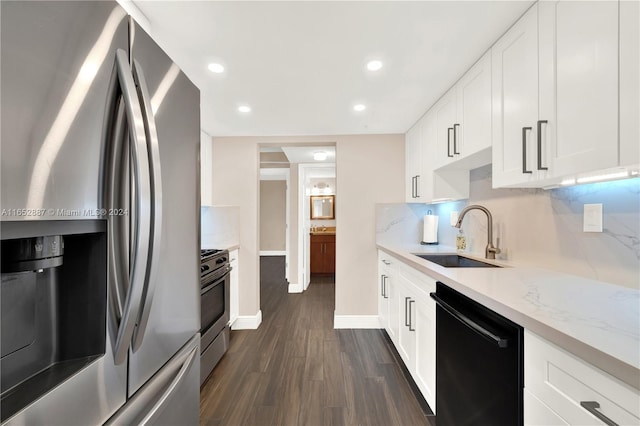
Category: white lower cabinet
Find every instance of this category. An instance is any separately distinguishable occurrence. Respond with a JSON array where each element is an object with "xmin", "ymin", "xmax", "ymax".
[
  {"xmin": 524, "ymin": 330, "xmax": 640, "ymax": 425},
  {"xmin": 524, "ymin": 389, "xmax": 569, "ymax": 426},
  {"xmin": 395, "ymin": 261, "xmax": 437, "ymax": 412},
  {"xmin": 378, "ymin": 253, "xmax": 399, "ymax": 342},
  {"xmin": 413, "ymin": 291, "xmax": 436, "ymax": 412}
]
